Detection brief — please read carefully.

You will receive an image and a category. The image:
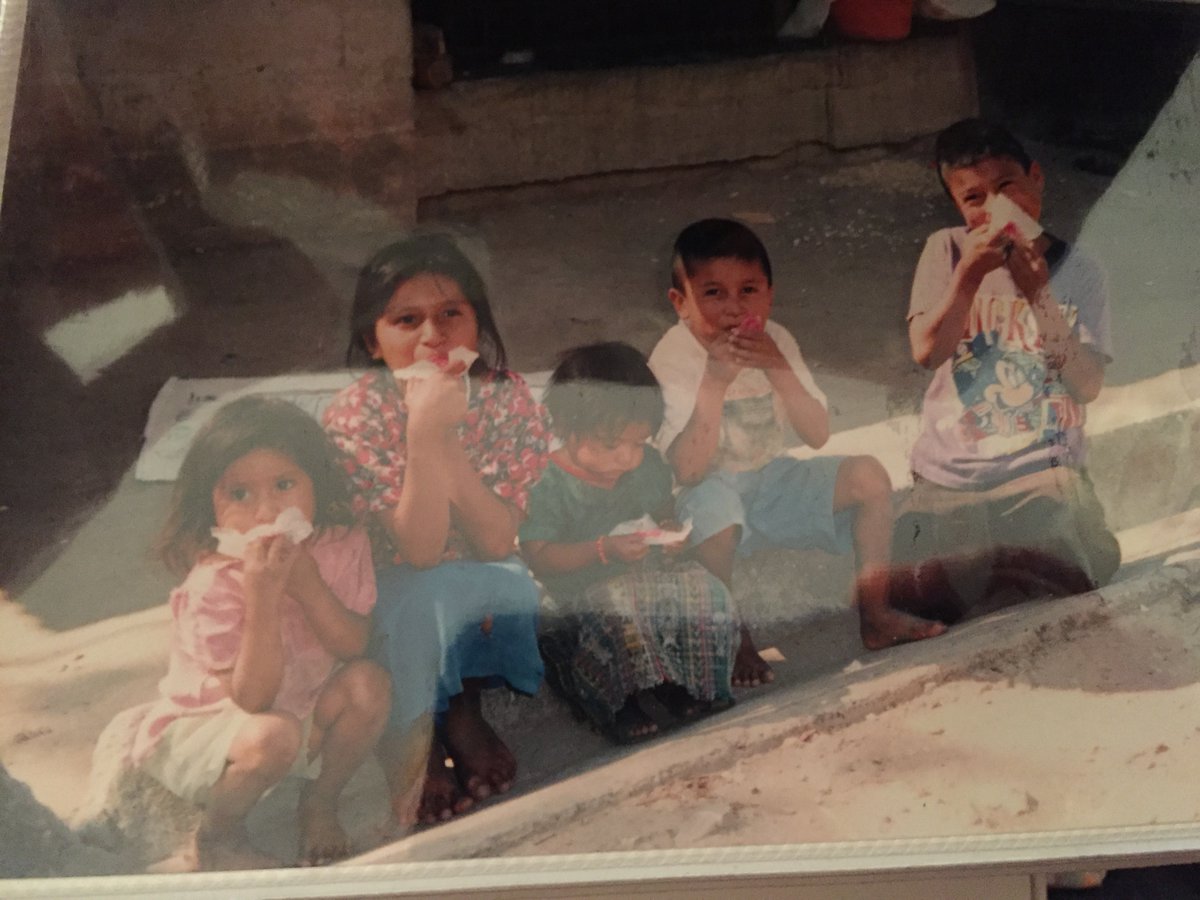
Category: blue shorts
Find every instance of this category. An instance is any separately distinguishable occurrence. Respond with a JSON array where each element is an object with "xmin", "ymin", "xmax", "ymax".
[
  {"xmin": 371, "ymin": 557, "xmax": 544, "ymax": 731},
  {"xmin": 678, "ymin": 456, "xmax": 855, "ymax": 558}
]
